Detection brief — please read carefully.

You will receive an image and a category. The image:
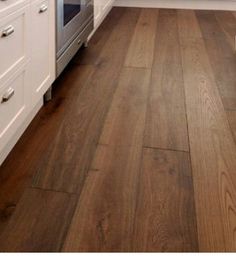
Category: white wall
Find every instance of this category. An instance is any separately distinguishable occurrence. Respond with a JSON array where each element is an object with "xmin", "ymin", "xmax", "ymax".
[{"xmin": 114, "ymin": 0, "xmax": 236, "ymax": 11}]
